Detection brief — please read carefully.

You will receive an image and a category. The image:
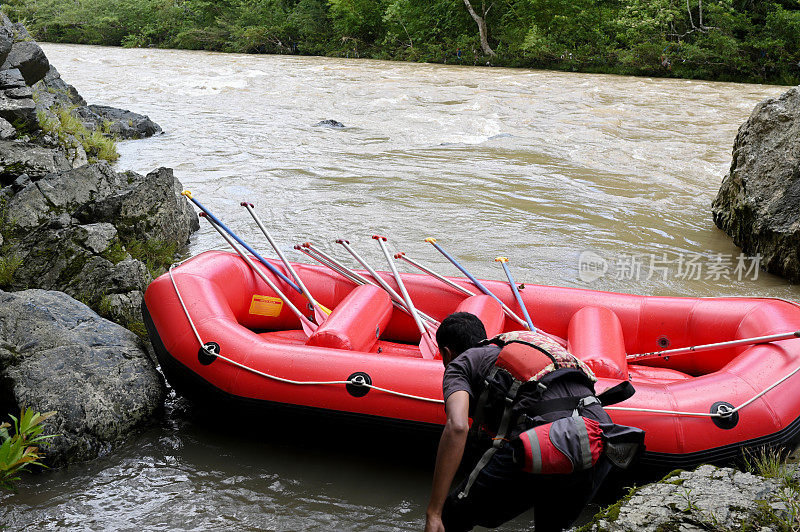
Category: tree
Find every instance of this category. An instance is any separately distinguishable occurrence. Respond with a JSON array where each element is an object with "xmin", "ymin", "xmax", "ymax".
[{"xmin": 462, "ymin": 0, "xmax": 496, "ymax": 56}]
